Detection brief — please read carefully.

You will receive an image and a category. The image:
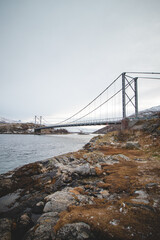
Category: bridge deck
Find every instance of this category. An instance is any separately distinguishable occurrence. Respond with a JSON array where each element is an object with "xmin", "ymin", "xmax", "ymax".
[{"xmin": 35, "ymin": 119, "xmax": 122, "ymax": 131}]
